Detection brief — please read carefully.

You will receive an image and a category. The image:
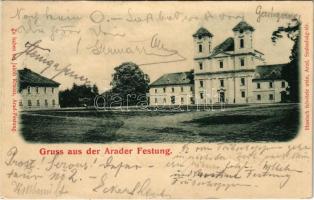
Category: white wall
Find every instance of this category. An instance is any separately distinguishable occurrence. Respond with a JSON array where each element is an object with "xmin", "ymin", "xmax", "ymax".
[
  {"xmin": 193, "ymin": 36, "xmax": 212, "ymax": 58},
  {"xmin": 251, "ymin": 80, "xmax": 288, "ymax": 103},
  {"xmin": 195, "ymin": 54, "xmax": 259, "ymax": 75},
  {"xmin": 234, "ymin": 30, "xmax": 254, "ymax": 54},
  {"xmin": 20, "ymin": 86, "xmax": 60, "ymax": 110},
  {"xmin": 149, "ymin": 85, "xmax": 194, "ymax": 105}
]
